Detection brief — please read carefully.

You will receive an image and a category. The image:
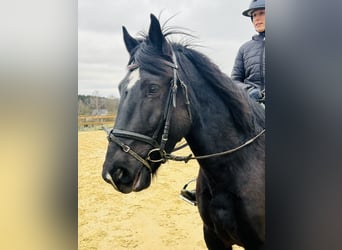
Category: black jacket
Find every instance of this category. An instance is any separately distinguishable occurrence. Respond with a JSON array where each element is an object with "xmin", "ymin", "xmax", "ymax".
[{"xmin": 231, "ymin": 32, "xmax": 265, "ymax": 90}]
